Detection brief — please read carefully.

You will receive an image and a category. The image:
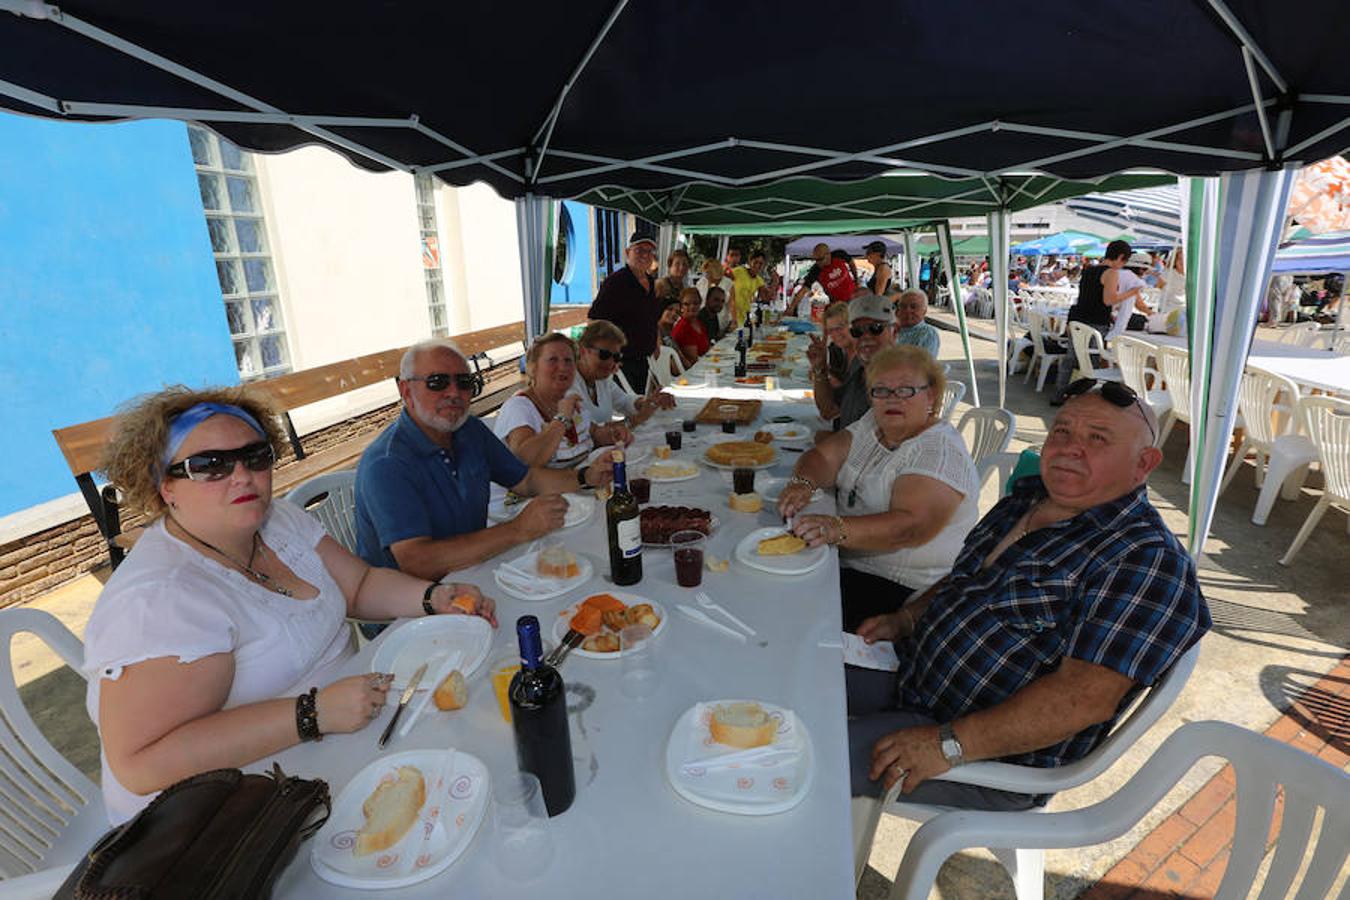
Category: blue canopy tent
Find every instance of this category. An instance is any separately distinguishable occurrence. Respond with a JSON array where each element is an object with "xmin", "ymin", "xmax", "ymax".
[
  {"xmin": 1012, "ymin": 230, "xmax": 1112, "ymax": 257},
  {"xmin": 1270, "ymin": 229, "xmax": 1350, "ymax": 274}
]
